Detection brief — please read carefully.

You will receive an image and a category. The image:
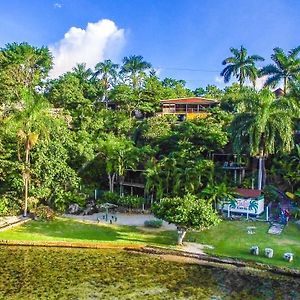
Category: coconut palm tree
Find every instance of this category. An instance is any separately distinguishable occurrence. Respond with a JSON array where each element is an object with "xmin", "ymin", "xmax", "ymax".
[
  {"xmin": 121, "ymin": 55, "xmax": 152, "ymax": 89},
  {"xmin": 230, "ymin": 89, "xmax": 298, "ymax": 190},
  {"xmin": 6, "ymin": 91, "xmax": 53, "ymax": 216},
  {"xmin": 221, "ymin": 46, "xmax": 264, "ymax": 87},
  {"xmin": 94, "ymin": 59, "xmax": 119, "ymax": 106},
  {"xmin": 72, "ymin": 63, "xmax": 93, "ymax": 83},
  {"xmin": 260, "ymin": 46, "xmax": 300, "ymax": 94}
]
